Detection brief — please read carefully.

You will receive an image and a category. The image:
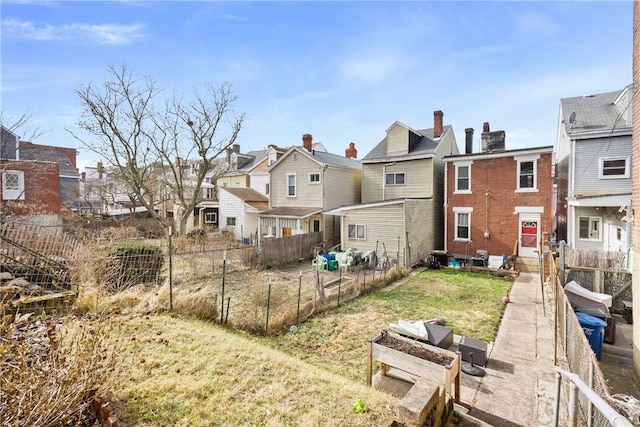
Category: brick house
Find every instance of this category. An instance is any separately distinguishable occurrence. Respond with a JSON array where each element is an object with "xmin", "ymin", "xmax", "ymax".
[
  {"xmin": 444, "ymin": 123, "xmax": 554, "ymax": 264},
  {"xmin": 1, "ymin": 159, "xmax": 62, "ymax": 225}
]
